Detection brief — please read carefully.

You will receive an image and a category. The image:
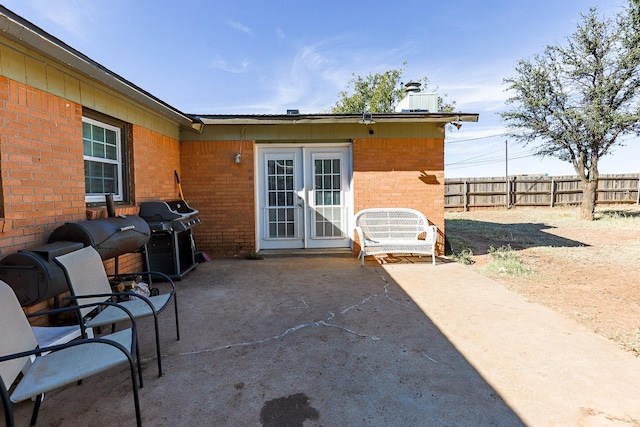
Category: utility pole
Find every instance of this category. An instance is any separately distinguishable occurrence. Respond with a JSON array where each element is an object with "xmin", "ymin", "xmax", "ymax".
[{"xmin": 505, "ymin": 140, "xmax": 509, "ymax": 209}]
